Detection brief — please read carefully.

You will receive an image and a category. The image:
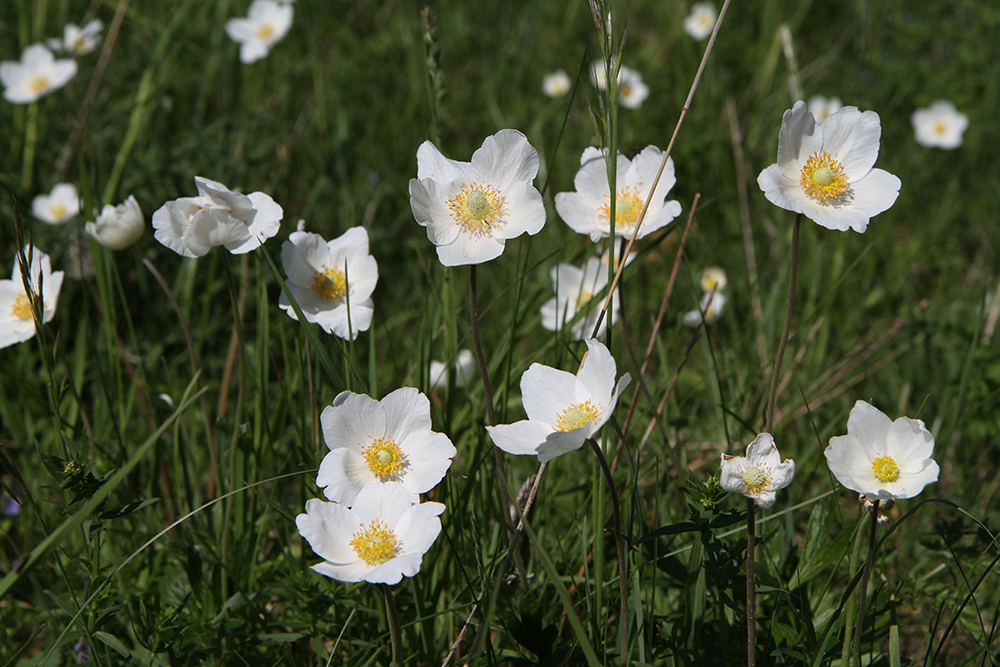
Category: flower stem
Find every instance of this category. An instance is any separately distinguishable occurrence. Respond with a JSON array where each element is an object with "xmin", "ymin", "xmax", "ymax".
[
  {"xmin": 746, "ymin": 497, "xmax": 757, "ymax": 667},
  {"xmin": 21, "ymin": 101, "xmax": 38, "ymax": 192},
  {"xmin": 383, "ymin": 584, "xmax": 404, "ymax": 667},
  {"xmin": 852, "ymin": 504, "xmax": 880, "ymax": 667},
  {"xmin": 765, "ymin": 213, "xmax": 801, "ymax": 432}
]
